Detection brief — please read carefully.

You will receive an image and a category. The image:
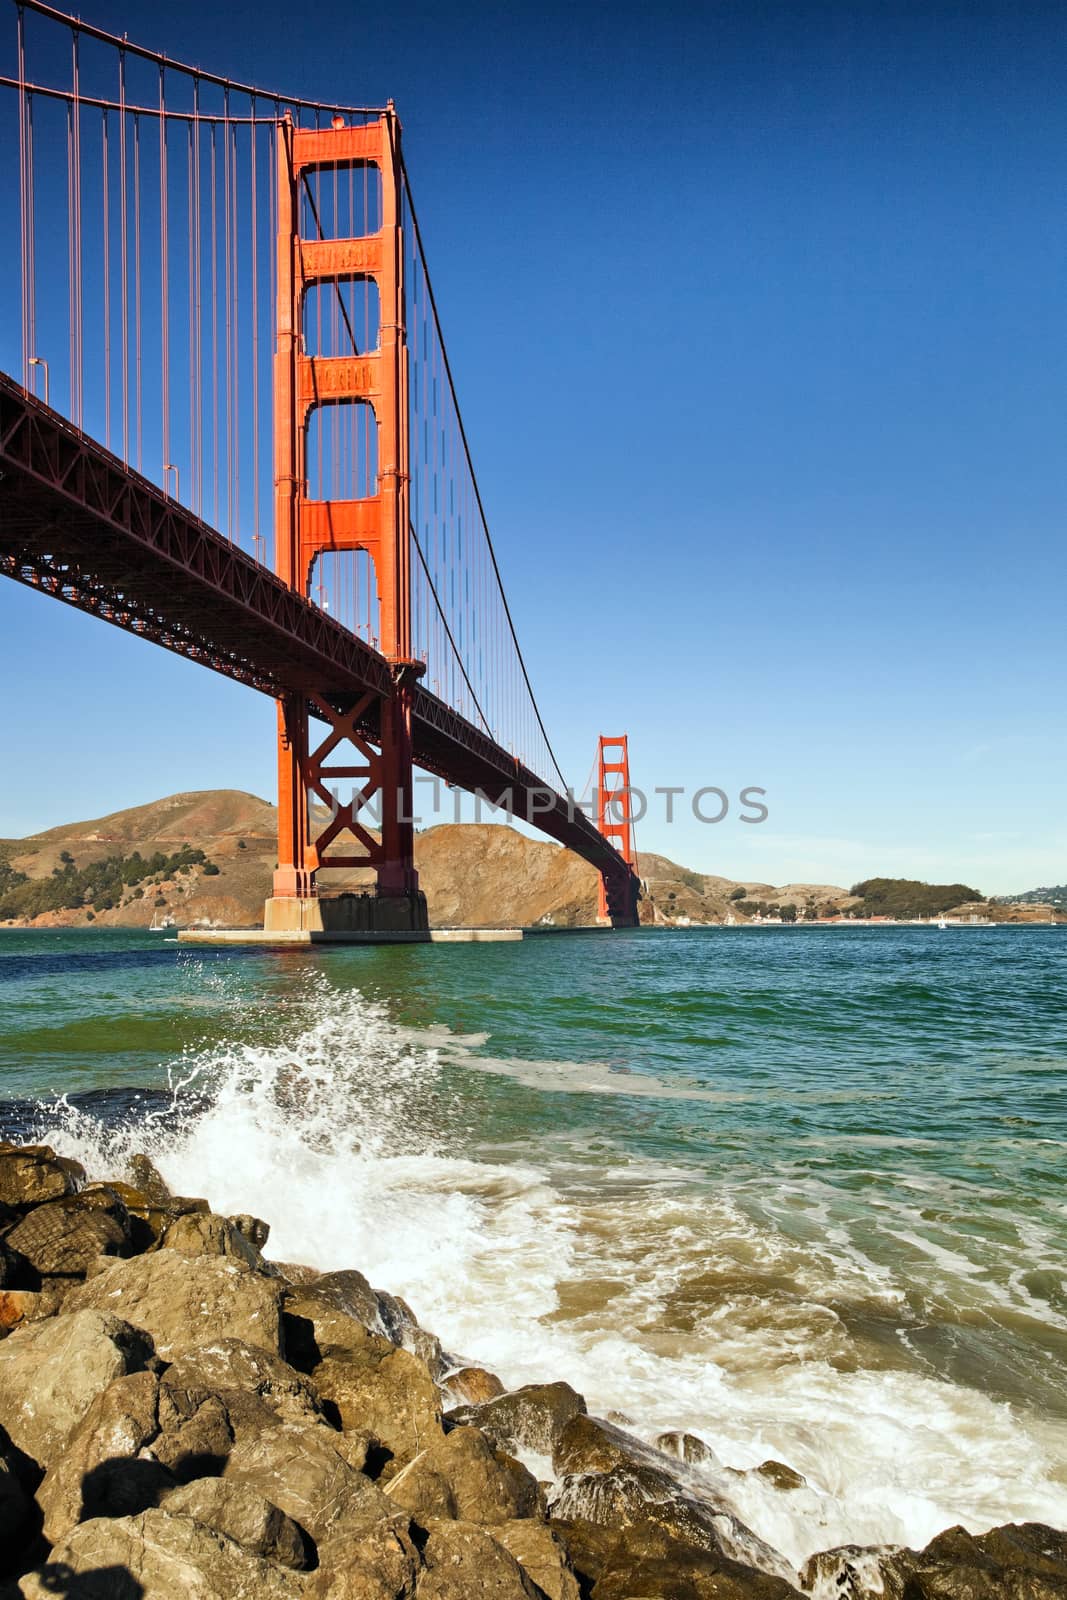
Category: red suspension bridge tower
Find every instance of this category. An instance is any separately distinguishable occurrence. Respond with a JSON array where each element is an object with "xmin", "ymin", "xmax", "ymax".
[{"xmin": 267, "ymin": 109, "xmax": 426, "ymax": 934}]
